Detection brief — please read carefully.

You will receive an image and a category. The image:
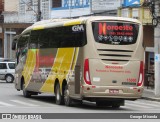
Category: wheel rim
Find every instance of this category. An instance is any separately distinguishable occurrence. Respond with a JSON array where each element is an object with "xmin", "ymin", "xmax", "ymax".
[
  {"xmin": 56, "ymin": 85, "xmax": 60, "ymax": 101},
  {"xmin": 64, "ymin": 86, "xmax": 70, "ymax": 105},
  {"xmin": 23, "ymin": 83, "xmax": 26, "ymax": 95},
  {"xmin": 6, "ymin": 76, "xmax": 12, "ymax": 82},
  {"xmin": 56, "ymin": 88, "xmax": 60, "ymax": 101}
]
